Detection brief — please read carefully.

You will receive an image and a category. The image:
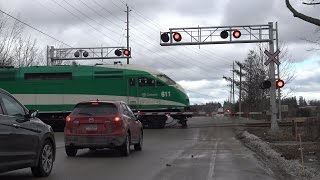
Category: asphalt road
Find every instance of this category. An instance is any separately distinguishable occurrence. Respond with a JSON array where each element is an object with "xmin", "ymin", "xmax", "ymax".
[{"xmin": 1, "ymin": 117, "xmax": 277, "ymax": 180}]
